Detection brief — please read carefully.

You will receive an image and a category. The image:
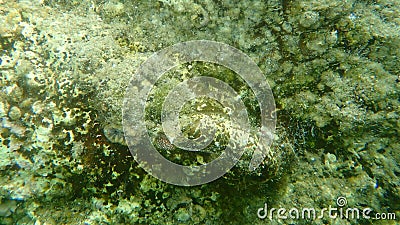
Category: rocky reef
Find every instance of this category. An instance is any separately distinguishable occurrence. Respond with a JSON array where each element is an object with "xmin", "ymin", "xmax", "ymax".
[{"xmin": 0, "ymin": 0, "xmax": 398, "ymax": 224}]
